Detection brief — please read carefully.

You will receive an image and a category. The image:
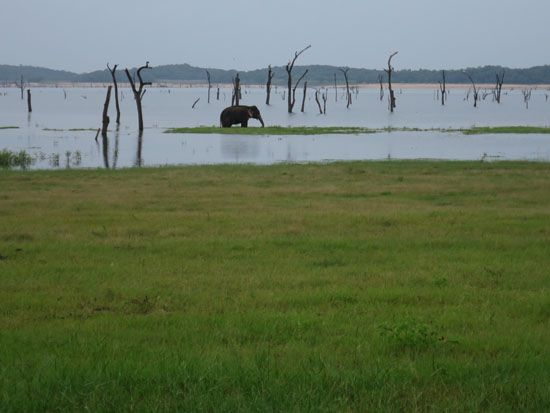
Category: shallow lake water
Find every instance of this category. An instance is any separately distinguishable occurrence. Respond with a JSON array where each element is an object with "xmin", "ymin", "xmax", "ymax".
[{"xmin": 1, "ymin": 85, "xmax": 549, "ymax": 169}]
